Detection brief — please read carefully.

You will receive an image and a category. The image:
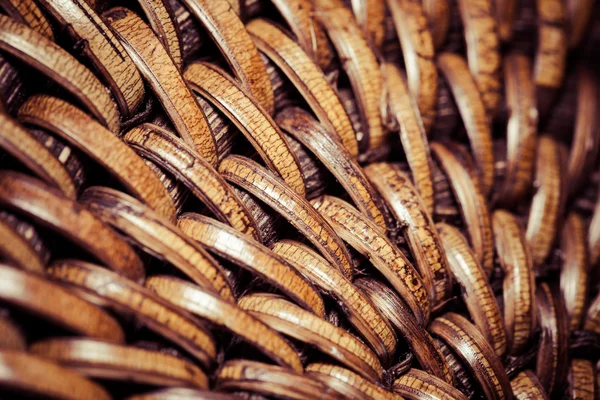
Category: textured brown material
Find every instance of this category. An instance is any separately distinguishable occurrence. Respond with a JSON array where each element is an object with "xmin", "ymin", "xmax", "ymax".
[{"xmin": 0, "ymin": 1, "xmax": 597, "ymax": 398}]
